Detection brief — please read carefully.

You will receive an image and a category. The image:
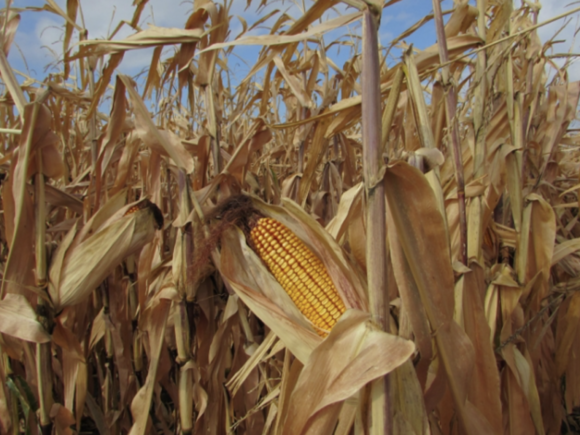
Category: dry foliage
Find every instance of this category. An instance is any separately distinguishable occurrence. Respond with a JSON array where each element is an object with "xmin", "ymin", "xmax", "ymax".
[{"xmin": 0, "ymin": 0, "xmax": 579, "ymax": 434}]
